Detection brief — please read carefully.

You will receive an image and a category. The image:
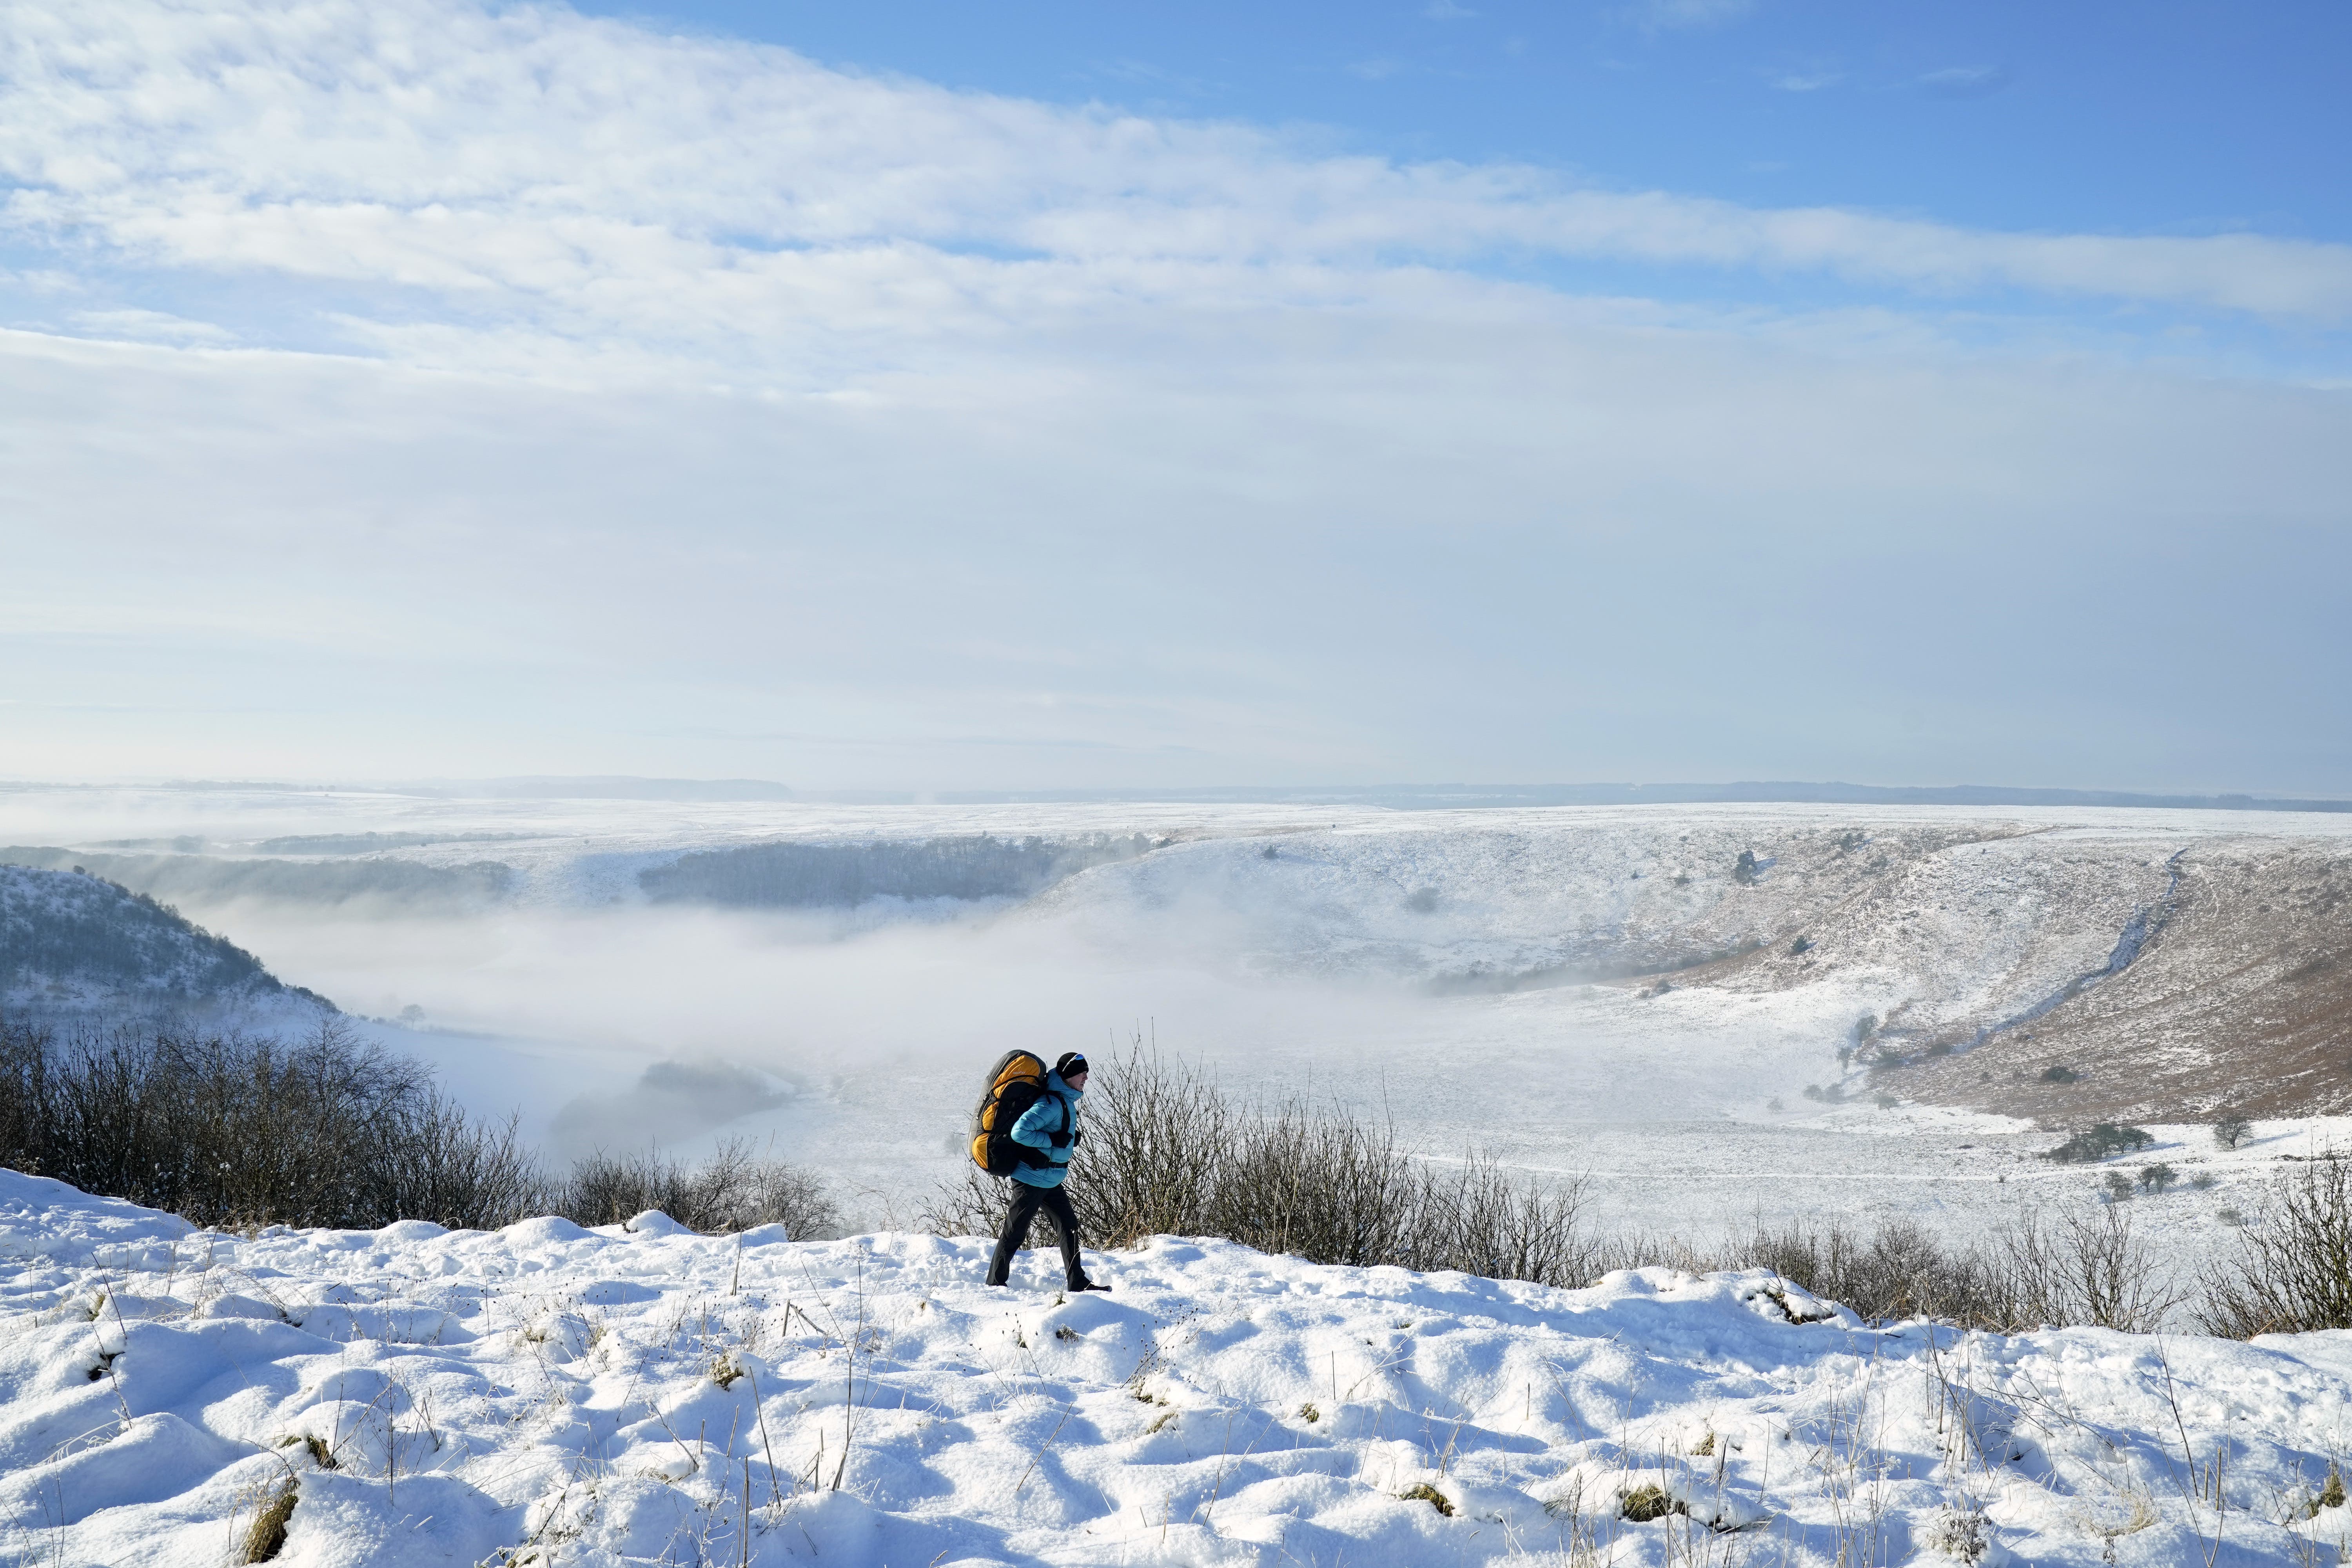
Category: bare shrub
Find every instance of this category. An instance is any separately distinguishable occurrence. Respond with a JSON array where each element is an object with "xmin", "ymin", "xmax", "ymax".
[
  {"xmin": 554, "ymin": 1138, "xmax": 839, "ymax": 1237},
  {"xmin": 1987, "ymin": 1199, "xmax": 2178, "ymax": 1332},
  {"xmin": 1709, "ymin": 1199, "xmax": 2178, "ymax": 1332},
  {"xmin": 1722, "ymin": 1216, "xmax": 2003, "ymax": 1326},
  {"xmin": 0, "ymin": 1019, "xmax": 837, "ymax": 1240},
  {"xmin": 924, "ymin": 1046, "xmax": 1597, "ymax": 1287},
  {"xmin": 0, "ymin": 1018, "xmax": 539, "ymax": 1230},
  {"xmin": 2212, "ymin": 1114, "xmax": 2254, "ymax": 1150},
  {"xmin": 2199, "ymin": 1155, "xmax": 2352, "ymax": 1336}
]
